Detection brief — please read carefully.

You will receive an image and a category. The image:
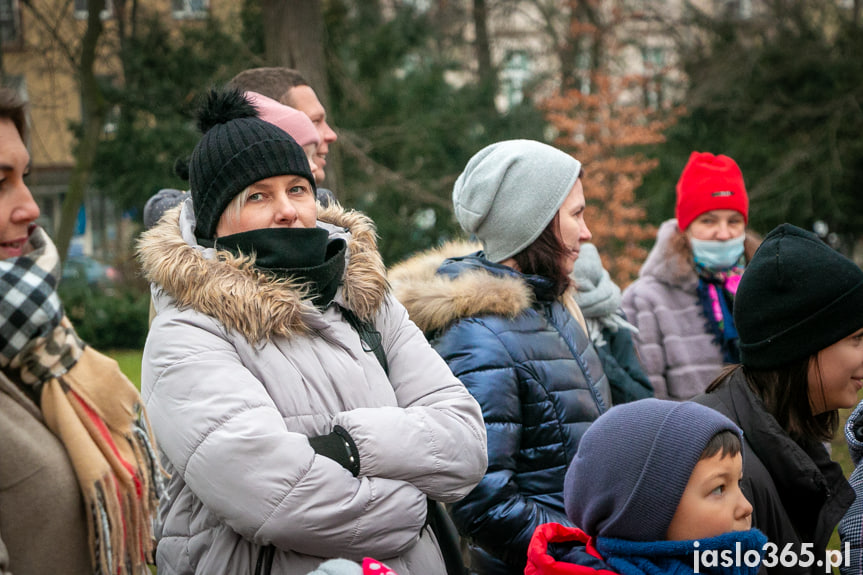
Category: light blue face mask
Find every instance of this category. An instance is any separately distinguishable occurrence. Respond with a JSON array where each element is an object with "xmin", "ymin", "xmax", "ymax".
[{"xmin": 690, "ymin": 234, "xmax": 745, "ymax": 270}]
